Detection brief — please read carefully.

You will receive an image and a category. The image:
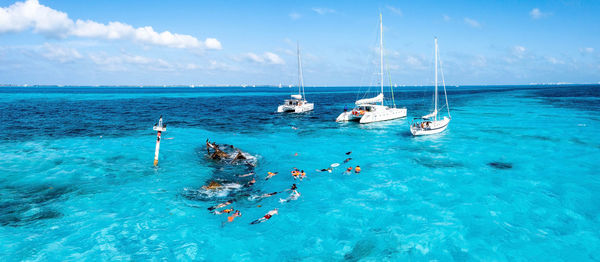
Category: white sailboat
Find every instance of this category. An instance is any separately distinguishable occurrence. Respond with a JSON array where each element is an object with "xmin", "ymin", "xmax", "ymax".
[
  {"xmin": 410, "ymin": 38, "xmax": 451, "ymax": 136},
  {"xmin": 336, "ymin": 14, "xmax": 406, "ymax": 124},
  {"xmin": 277, "ymin": 43, "xmax": 314, "ymax": 113}
]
